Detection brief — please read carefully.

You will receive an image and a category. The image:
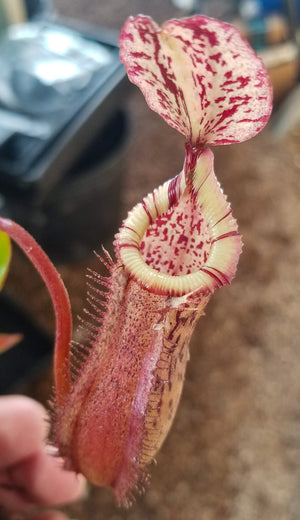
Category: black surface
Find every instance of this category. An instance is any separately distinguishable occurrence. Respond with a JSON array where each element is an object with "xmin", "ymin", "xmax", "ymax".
[{"xmin": 0, "ymin": 294, "xmax": 53, "ymax": 394}]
